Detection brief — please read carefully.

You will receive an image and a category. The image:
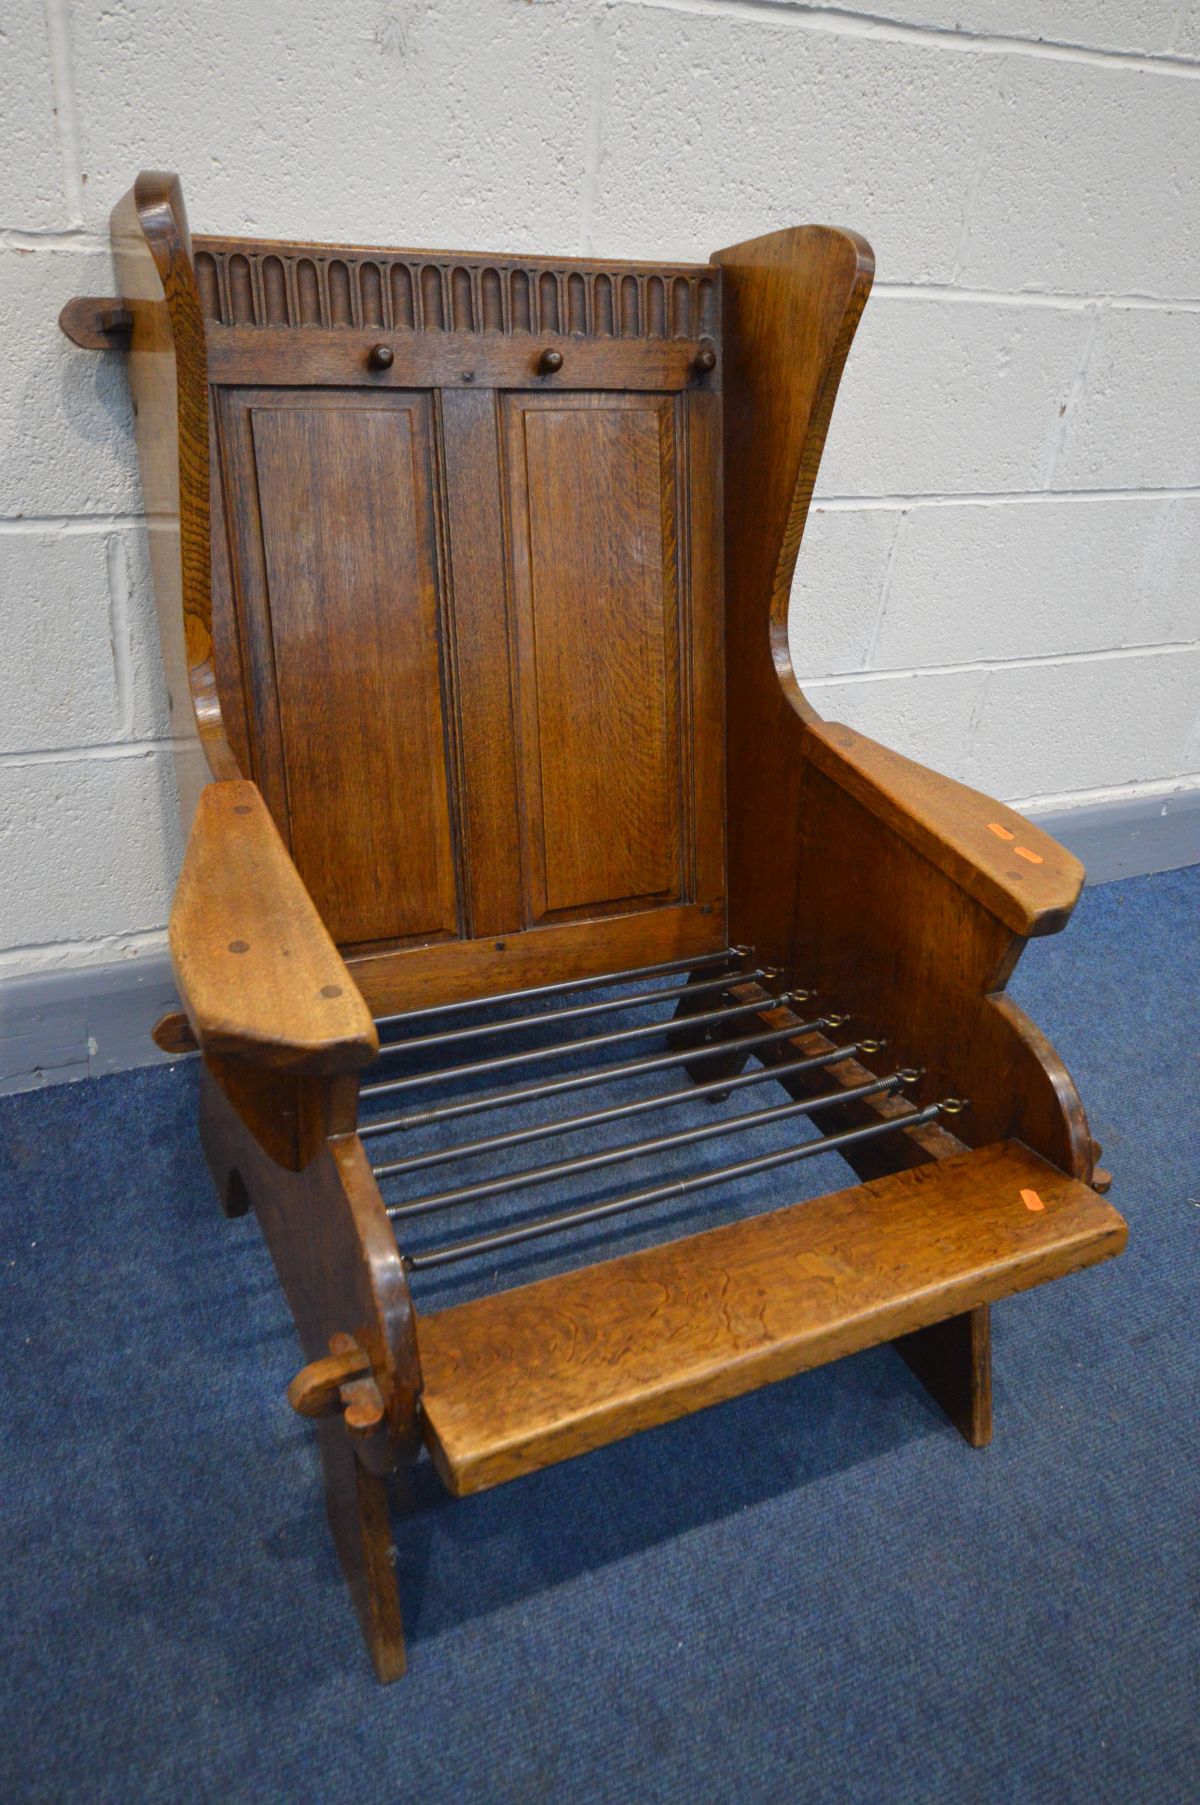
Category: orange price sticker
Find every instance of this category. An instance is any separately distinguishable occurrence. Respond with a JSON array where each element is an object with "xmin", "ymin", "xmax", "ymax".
[
  {"xmin": 1020, "ymin": 1188, "xmax": 1046, "ymax": 1212},
  {"xmin": 1014, "ymin": 845, "xmax": 1045, "ymax": 865},
  {"xmin": 987, "ymin": 822, "xmax": 1015, "ymax": 842}
]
